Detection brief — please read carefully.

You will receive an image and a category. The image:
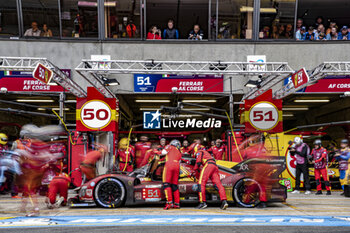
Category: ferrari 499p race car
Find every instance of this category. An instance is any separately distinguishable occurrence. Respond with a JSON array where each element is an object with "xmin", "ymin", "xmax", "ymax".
[{"xmin": 69, "ymin": 156, "xmax": 287, "ymax": 208}]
